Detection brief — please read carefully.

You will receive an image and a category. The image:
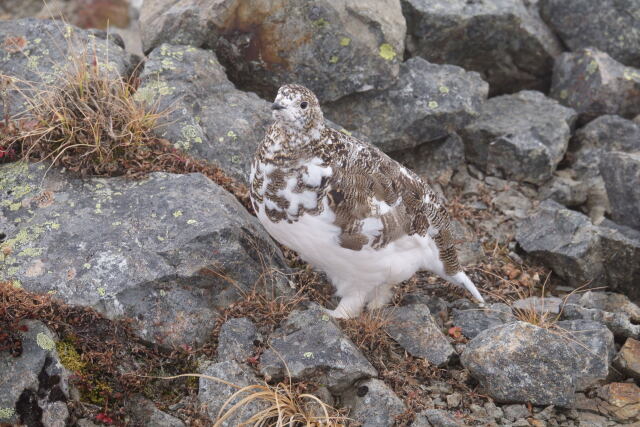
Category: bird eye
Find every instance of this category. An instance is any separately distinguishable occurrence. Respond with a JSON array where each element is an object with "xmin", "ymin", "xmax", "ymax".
[{"xmin": 300, "ymin": 102, "xmax": 308, "ymax": 109}]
